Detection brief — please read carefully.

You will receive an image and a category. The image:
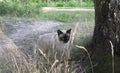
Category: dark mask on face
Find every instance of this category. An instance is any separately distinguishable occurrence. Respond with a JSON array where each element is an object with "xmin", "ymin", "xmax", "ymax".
[{"xmin": 57, "ymin": 29, "xmax": 71, "ymax": 43}]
